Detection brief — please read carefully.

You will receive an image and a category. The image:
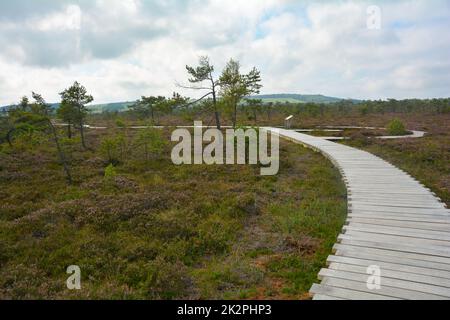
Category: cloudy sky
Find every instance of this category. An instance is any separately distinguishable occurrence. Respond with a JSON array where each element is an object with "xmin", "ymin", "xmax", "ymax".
[{"xmin": 0, "ymin": 0, "xmax": 449, "ymax": 105}]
